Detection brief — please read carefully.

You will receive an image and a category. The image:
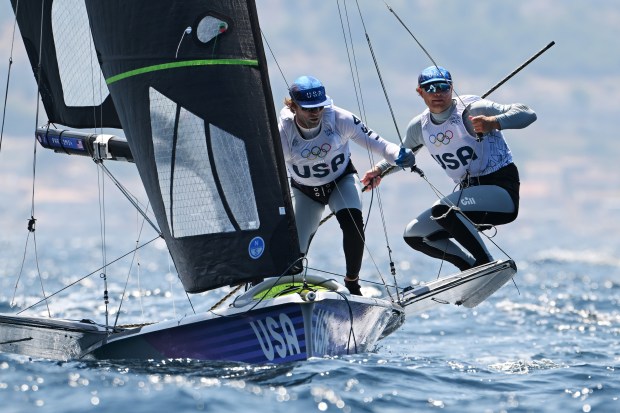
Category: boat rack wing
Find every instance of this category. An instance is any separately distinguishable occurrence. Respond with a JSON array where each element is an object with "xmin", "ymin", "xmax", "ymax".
[{"xmin": 399, "ymin": 260, "xmax": 517, "ymax": 316}]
